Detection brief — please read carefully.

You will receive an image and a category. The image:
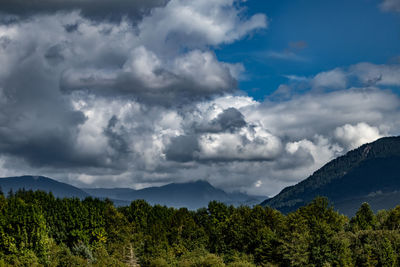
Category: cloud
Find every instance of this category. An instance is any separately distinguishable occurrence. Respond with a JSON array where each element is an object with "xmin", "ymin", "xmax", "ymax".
[
  {"xmin": 285, "ymin": 135, "xmax": 342, "ymax": 172},
  {"xmin": 0, "ymin": 38, "xmax": 90, "ymax": 168},
  {"xmin": 194, "ymin": 107, "xmax": 247, "ymax": 133},
  {"xmin": 138, "ymin": 0, "xmax": 267, "ymax": 53},
  {"xmin": 0, "ymin": 0, "xmax": 400, "ymax": 197},
  {"xmin": 1, "ymin": 84, "xmax": 400, "ymax": 196},
  {"xmin": 259, "ymin": 88, "xmax": 399, "ymax": 140},
  {"xmin": 281, "ymin": 62, "xmax": 400, "ymax": 96},
  {"xmin": 196, "ymin": 125, "xmax": 282, "ymax": 161},
  {"xmin": 284, "ymin": 75, "xmax": 309, "ymax": 82},
  {"xmin": 312, "ymin": 68, "xmax": 348, "ymax": 90},
  {"xmin": 161, "ymin": 86, "xmax": 400, "ymax": 194},
  {"xmin": 0, "ymin": 0, "xmax": 265, "ymax": 169},
  {"xmin": 265, "ymin": 51, "xmax": 307, "ymax": 62},
  {"xmin": 61, "ymin": 49, "xmax": 240, "ymax": 104},
  {"xmin": 0, "ymin": 0, "xmax": 266, "ymax": 105},
  {"xmin": 0, "ymin": 0, "xmax": 169, "ymax": 22},
  {"xmin": 380, "ymin": 0, "xmax": 400, "ymax": 12},
  {"xmin": 165, "ymin": 135, "xmax": 200, "ymax": 162},
  {"xmin": 164, "ymin": 107, "xmax": 281, "ymax": 162},
  {"xmin": 270, "ymin": 84, "xmax": 293, "ymax": 100},
  {"xmin": 350, "ymin": 62, "xmax": 400, "ymax": 87},
  {"xmin": 334, "ymin": 122, "xmax": 383, "ymax": 149},
  {"xmin": 166, "ymin": 125, "xmax": 282, "ymax": 163}
]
